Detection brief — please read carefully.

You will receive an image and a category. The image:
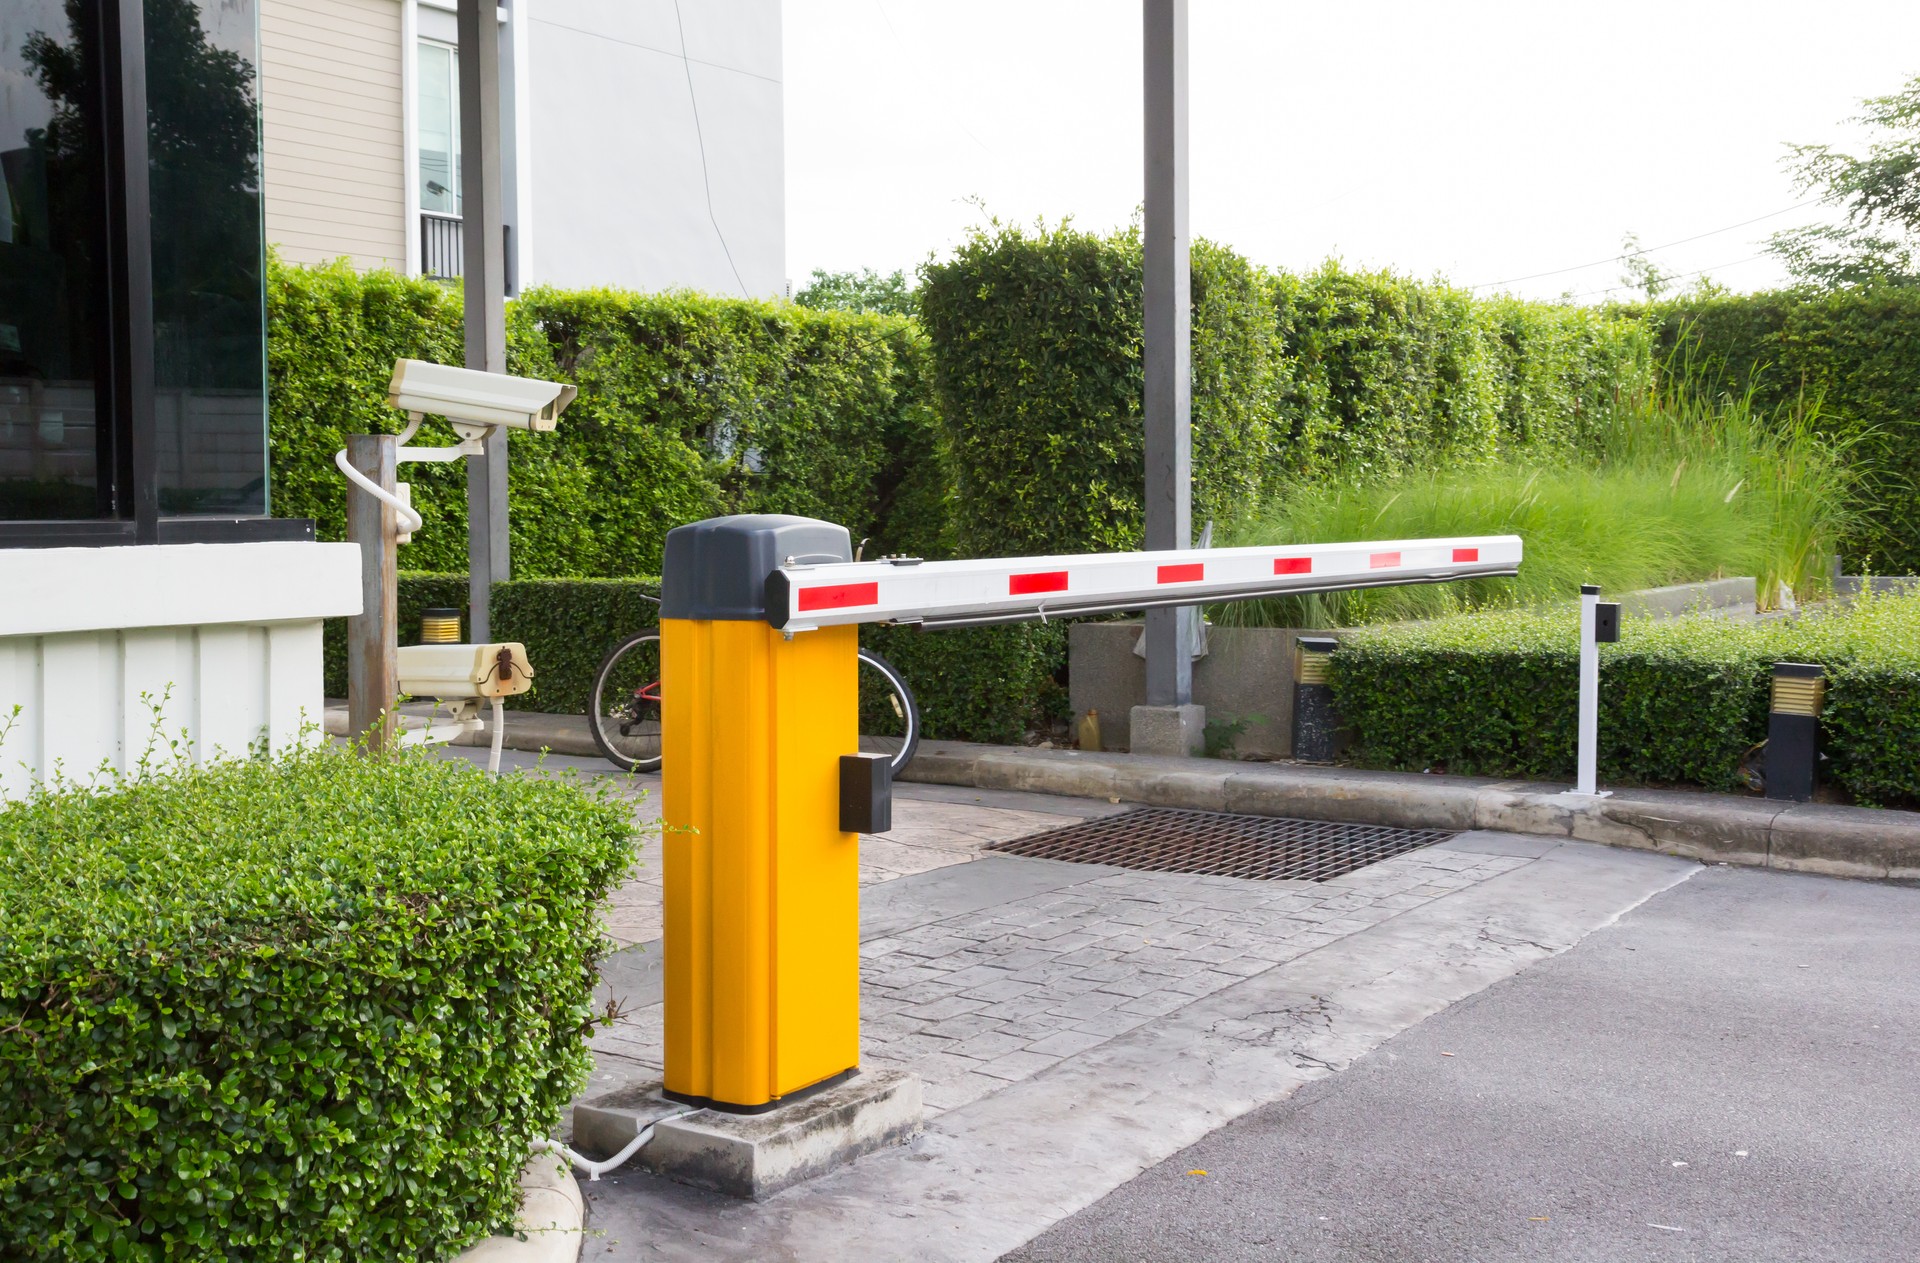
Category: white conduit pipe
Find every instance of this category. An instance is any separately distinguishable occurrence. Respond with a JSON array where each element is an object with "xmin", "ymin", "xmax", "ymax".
[
  {"xmin": 532, "ymin": 1104, "xmax": 698, "ymax": 1181},
  {"xmin": 334, "ymin": 447, "xmax": 425, "ymax": 537},
  {"xmin": 488, "ymin": 697, "xmax": 505, "ymax": 777}
]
